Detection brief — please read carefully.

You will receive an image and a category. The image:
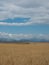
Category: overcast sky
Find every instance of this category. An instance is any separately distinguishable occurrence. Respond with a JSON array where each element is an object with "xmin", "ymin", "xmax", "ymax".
[{"xmin": 0, "ymin": 0, "xmax": 49, "ymax": 40}]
